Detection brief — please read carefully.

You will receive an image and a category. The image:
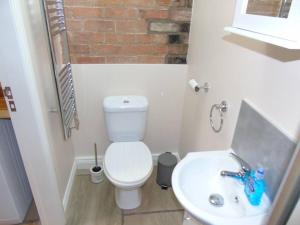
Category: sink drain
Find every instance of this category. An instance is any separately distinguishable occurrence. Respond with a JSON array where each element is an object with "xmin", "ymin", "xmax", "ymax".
[{"xmin": 209, "ymin": 194, "xmax": 224, "ymax": 207}]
